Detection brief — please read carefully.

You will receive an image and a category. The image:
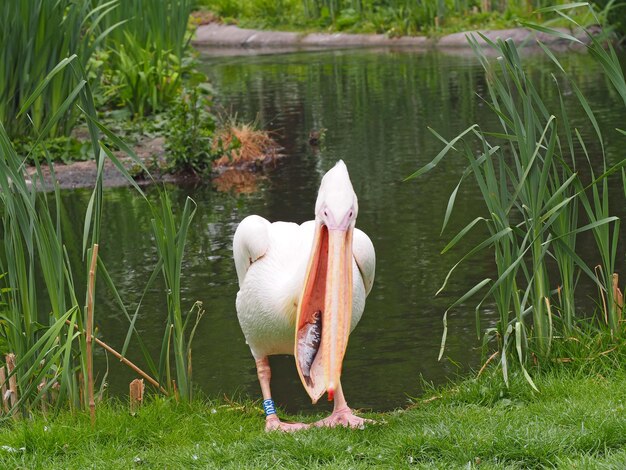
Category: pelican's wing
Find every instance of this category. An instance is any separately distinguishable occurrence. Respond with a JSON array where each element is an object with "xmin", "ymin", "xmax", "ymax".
[
  {"xmin": 233, "ymin": 215, "xmax": 271, "ymax": 286},
  {"xmin": 353, "ymin": 228, "xmax": 375, "ymax": 296}
]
